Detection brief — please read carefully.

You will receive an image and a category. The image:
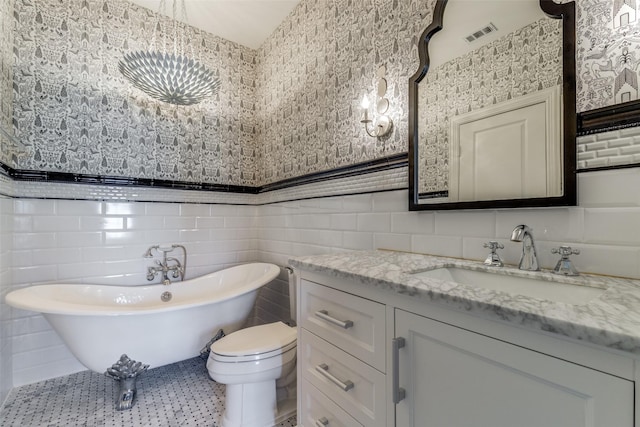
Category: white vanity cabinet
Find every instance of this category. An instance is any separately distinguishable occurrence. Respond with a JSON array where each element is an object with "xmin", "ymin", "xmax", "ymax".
[
  {"xmin": 296, "ymin": 270, "xmax": 637, "ymax": 427},
  {"xmin": 395, "ymin": 308, "xmax": 634, "ymax": 427},
  {"xmin": 298, "ymin": 279, "xmax": 387, "ymax": 427}
]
